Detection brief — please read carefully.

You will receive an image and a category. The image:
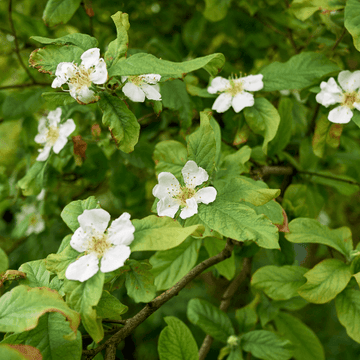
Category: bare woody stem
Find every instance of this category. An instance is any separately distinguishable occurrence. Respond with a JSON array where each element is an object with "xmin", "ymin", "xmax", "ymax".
[
  {"xmin": 83, "ymin": 238, "xmax": 236, "ymax": 360},
  {"xmin": 198, "ymin": 257, "xmax": 252, "ymax": 360}
]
